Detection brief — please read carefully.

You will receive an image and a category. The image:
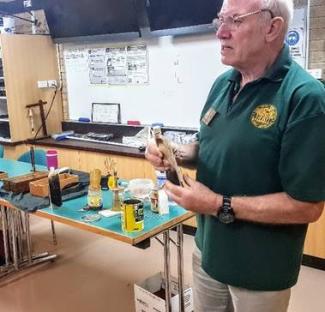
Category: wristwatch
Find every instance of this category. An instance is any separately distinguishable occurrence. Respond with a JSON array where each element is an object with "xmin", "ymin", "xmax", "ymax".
[{"xmin": 217, "ymin": 196, "xmax": 235, "ymax": 224}]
